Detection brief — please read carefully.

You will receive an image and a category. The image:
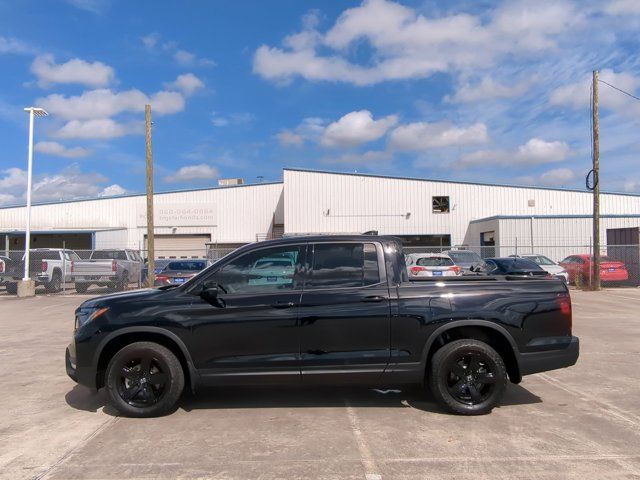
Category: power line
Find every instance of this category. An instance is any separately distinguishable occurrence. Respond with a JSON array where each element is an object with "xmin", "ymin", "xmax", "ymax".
[{"xmin": 598, "ymin": 79, "xmax": 640, "ymax": 102}]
